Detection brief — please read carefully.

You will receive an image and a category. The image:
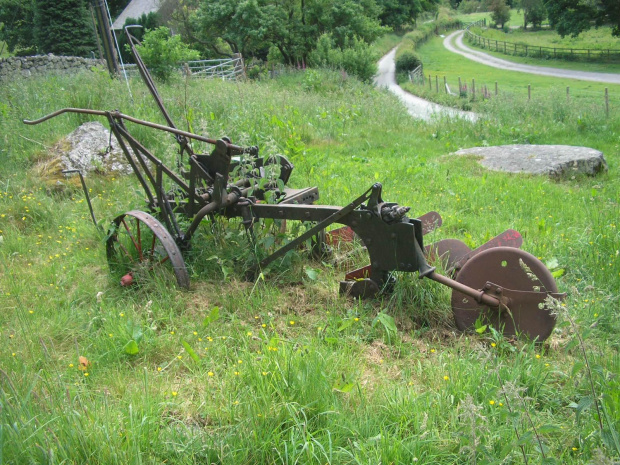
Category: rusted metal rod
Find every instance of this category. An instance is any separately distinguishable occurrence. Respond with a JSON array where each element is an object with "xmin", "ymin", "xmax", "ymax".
[
  {"xmin": 427, "ymin": 271, "xmax": 501, "ymax": 308},
  {"xmin": 23, "ymin": 108, "xmax": 255, "ymax": 154}
]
